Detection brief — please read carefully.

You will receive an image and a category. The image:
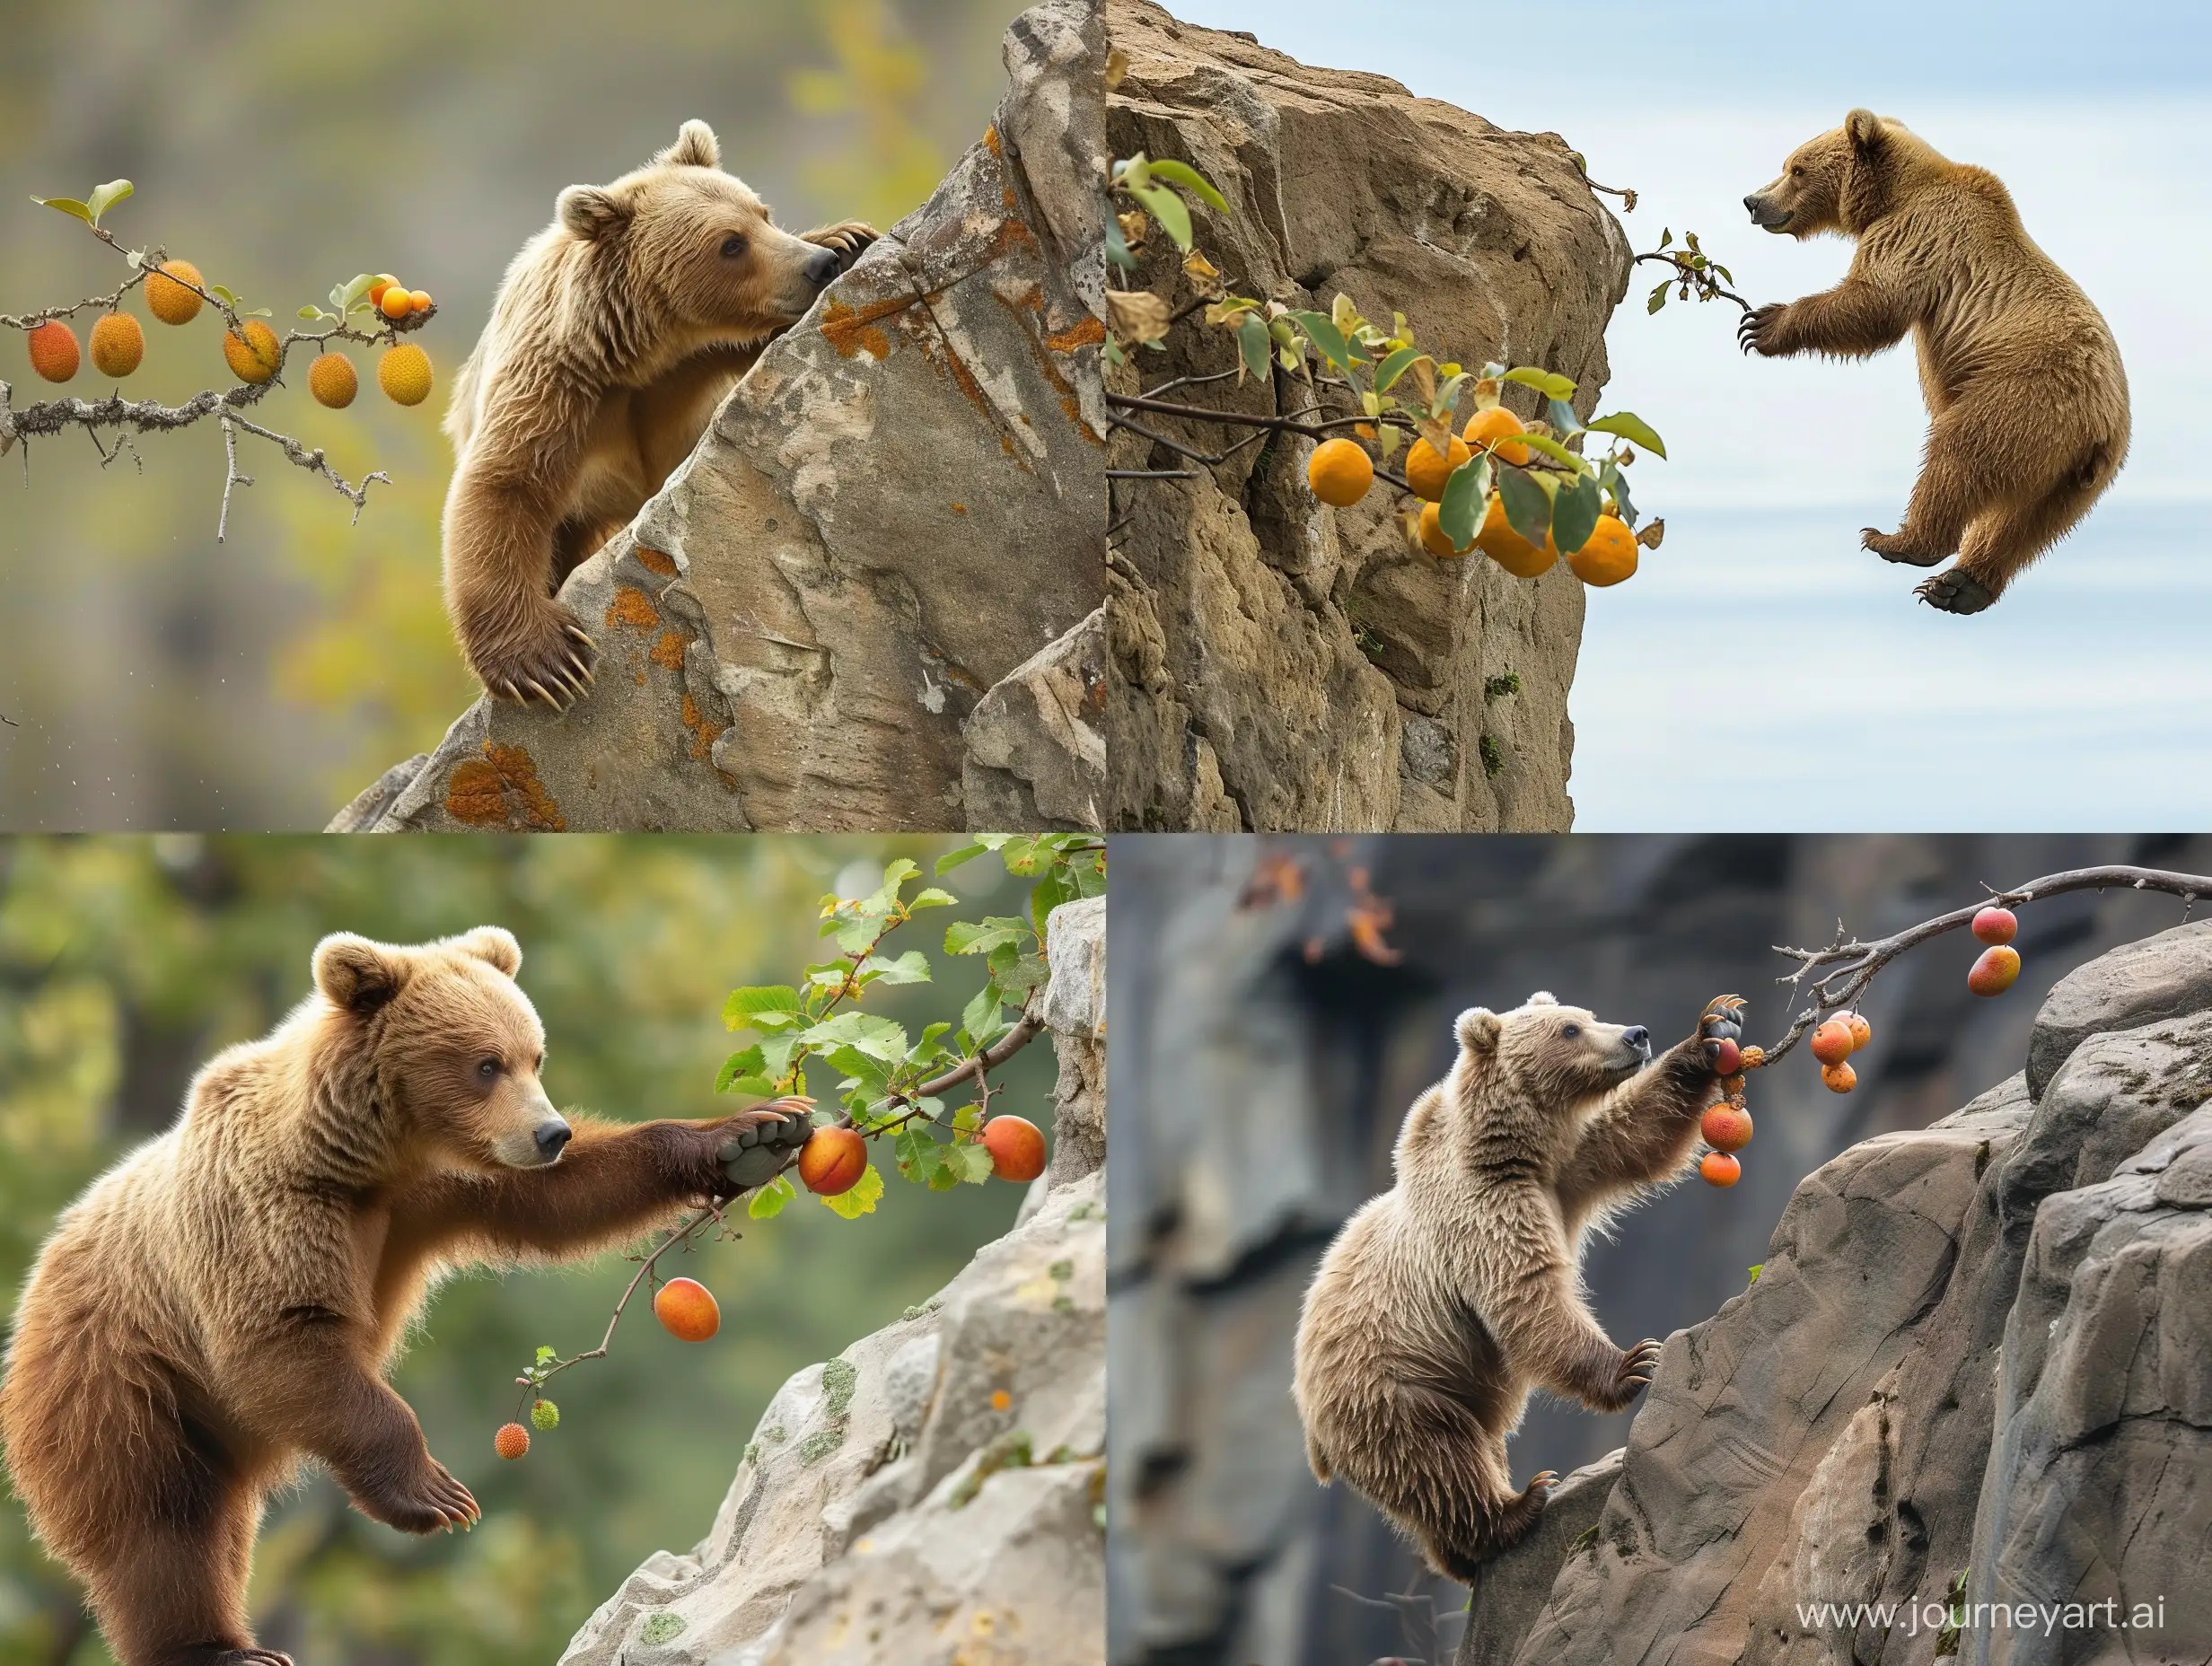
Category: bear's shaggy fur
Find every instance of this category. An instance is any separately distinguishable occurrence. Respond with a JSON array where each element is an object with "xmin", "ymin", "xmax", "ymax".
[
  {"xmin": 443, "ymin": 120, "xmax": 877, "ymax": 705},
  {"xmin": 1740, "ymin": 110, "xmax": 2129, "ymax": 613},
  {"xmin": 0, "ymin": 927, "xmax": 806, "ymax": 1666},
  {"xmin": 1293, "ymin": 993, "xmax": 1742, "ymax": 1578}
]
